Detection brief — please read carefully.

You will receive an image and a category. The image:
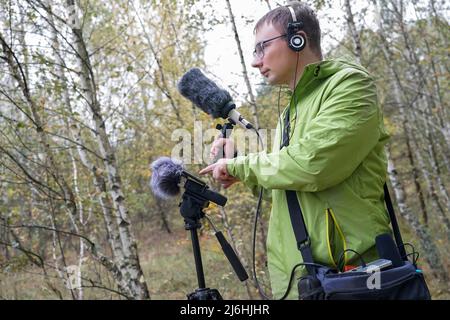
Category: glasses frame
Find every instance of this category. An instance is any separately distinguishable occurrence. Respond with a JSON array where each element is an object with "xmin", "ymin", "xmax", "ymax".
[{"xmin": 253, "ymin": 34, "xmax": 287, "ymax": 59}]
